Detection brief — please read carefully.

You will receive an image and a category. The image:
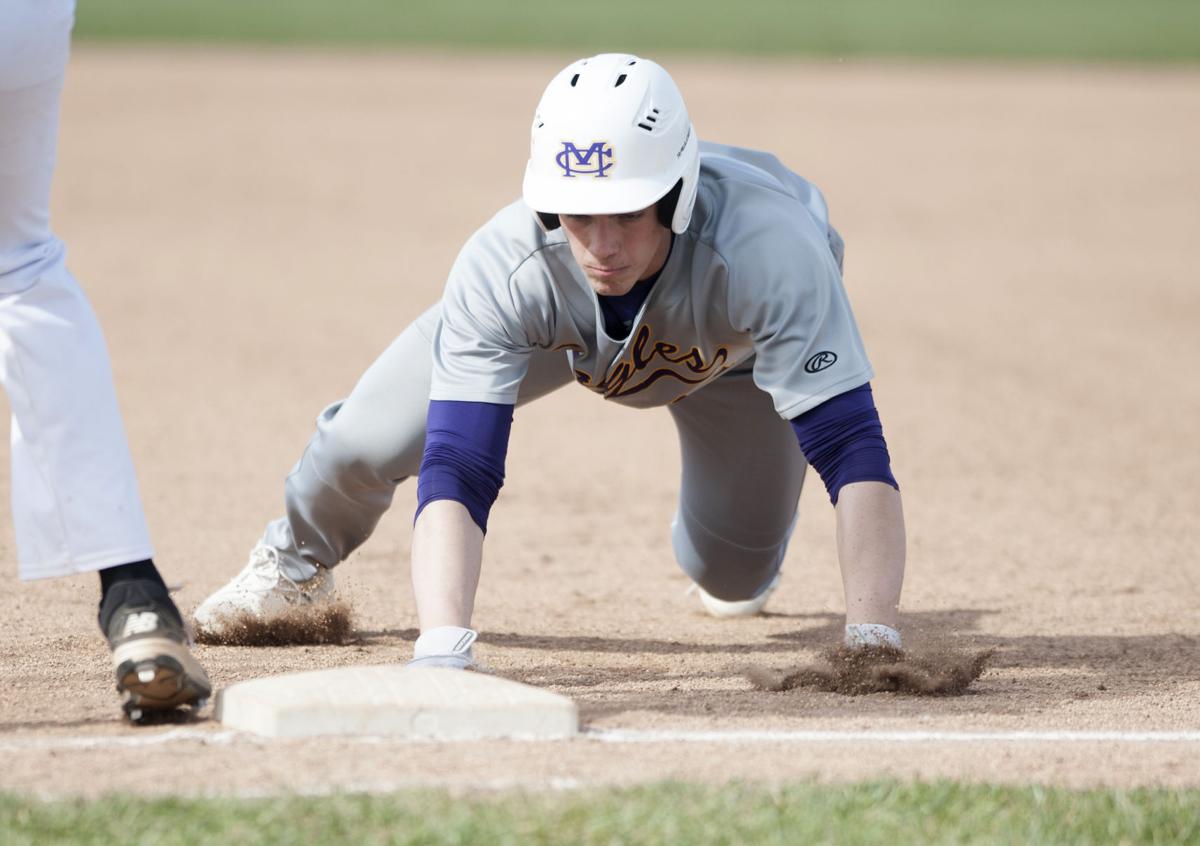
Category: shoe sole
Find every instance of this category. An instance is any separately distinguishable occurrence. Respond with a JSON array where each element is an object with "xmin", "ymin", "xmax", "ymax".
[
  {"xmin": 700, "ymin": 593, "xmax": 771, "ymax": 617},
  {"xmin": 698, "ymin": 573, "xmax": 781, "ymax": 618},
  {"xmin": 112, "ymin": 636, "xmax": 212, "ymax": 718}
]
